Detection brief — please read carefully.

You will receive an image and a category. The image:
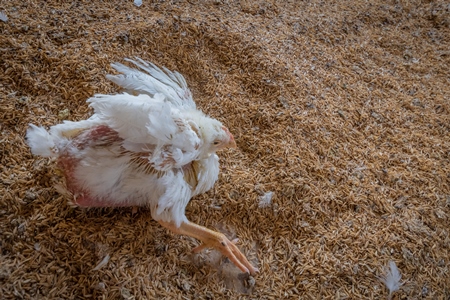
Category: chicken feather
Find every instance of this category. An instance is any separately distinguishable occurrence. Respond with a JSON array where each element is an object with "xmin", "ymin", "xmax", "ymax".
[
  {"xmin": 106, "ymin": 58, "xmax": 195, "ymax": 110},
  {"xmin": 378, "ymin": 260, "xmax": 403, "ymax": 299}
]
